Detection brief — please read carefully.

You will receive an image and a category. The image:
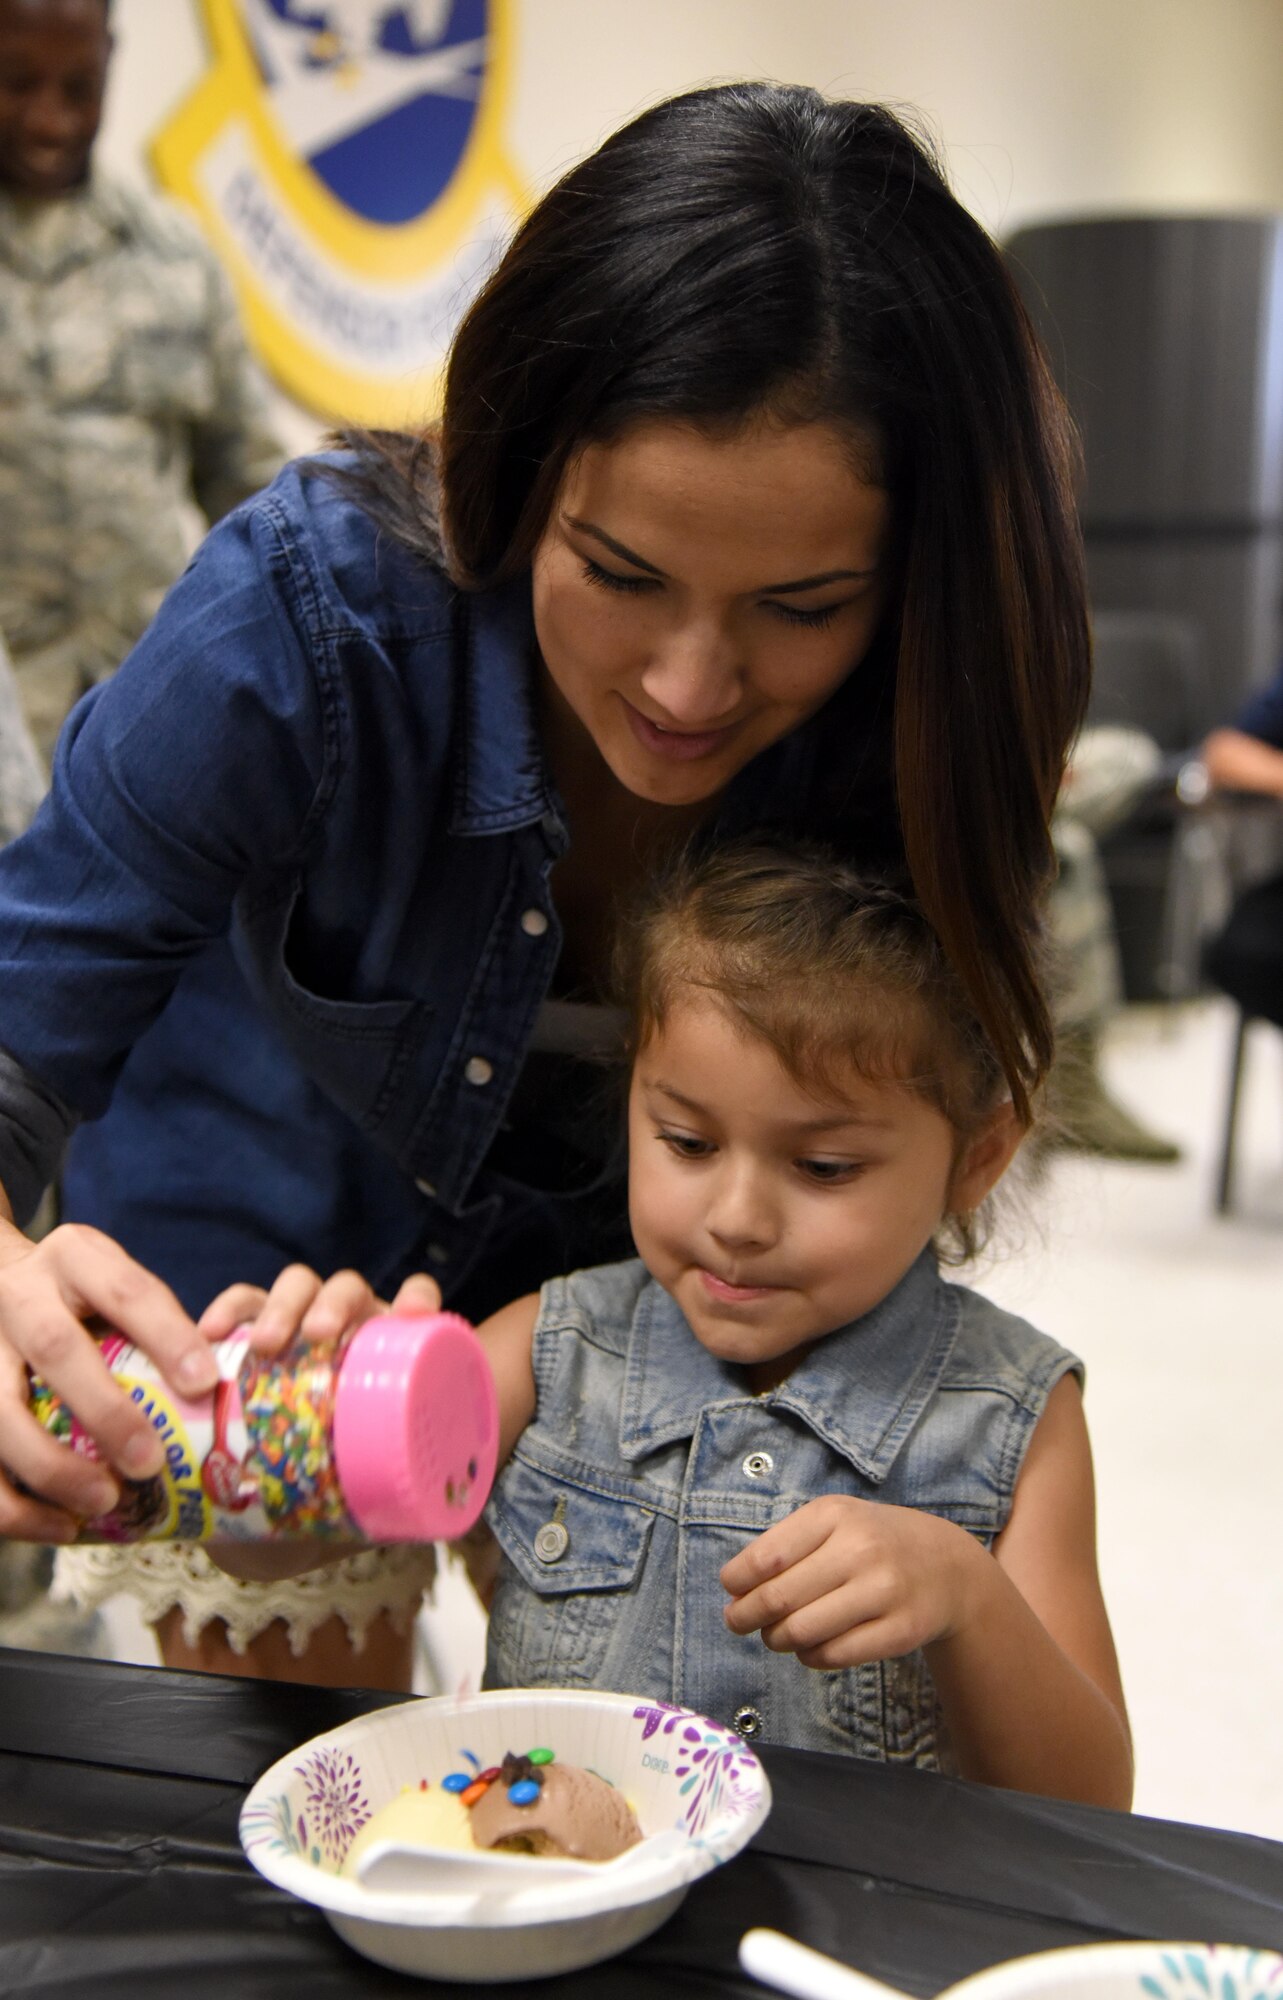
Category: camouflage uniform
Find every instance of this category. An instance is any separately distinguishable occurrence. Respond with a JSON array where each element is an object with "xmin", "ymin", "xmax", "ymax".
[
  {"xmin": 1048, "ymin": 724, "xmax": 1162, "ymax": 1032},
  {"xmin": 0, "ymin": 629, "xmax": 99, "ymax": 1654},
  {"xmin": 0, "ymin": 628, "xmax": 46, "ymax": 841},
  {"xmin": 0, "ymin": 175, "xmax": 285, "ymax": 760},
  {"xmin": 1043, "ymin": 725, "xmax": 1180, "ymax": 1162}
]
